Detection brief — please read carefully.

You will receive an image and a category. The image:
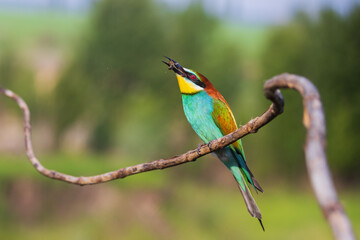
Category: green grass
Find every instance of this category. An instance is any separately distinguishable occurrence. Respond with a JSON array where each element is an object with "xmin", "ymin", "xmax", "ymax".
[
  {"xmin": 167, "ymin": 183, "xmax": 359, "ymax": 240},
  {"xmin": 0, "ymin": 154, "xmax": 358, "ymax": 240}
]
